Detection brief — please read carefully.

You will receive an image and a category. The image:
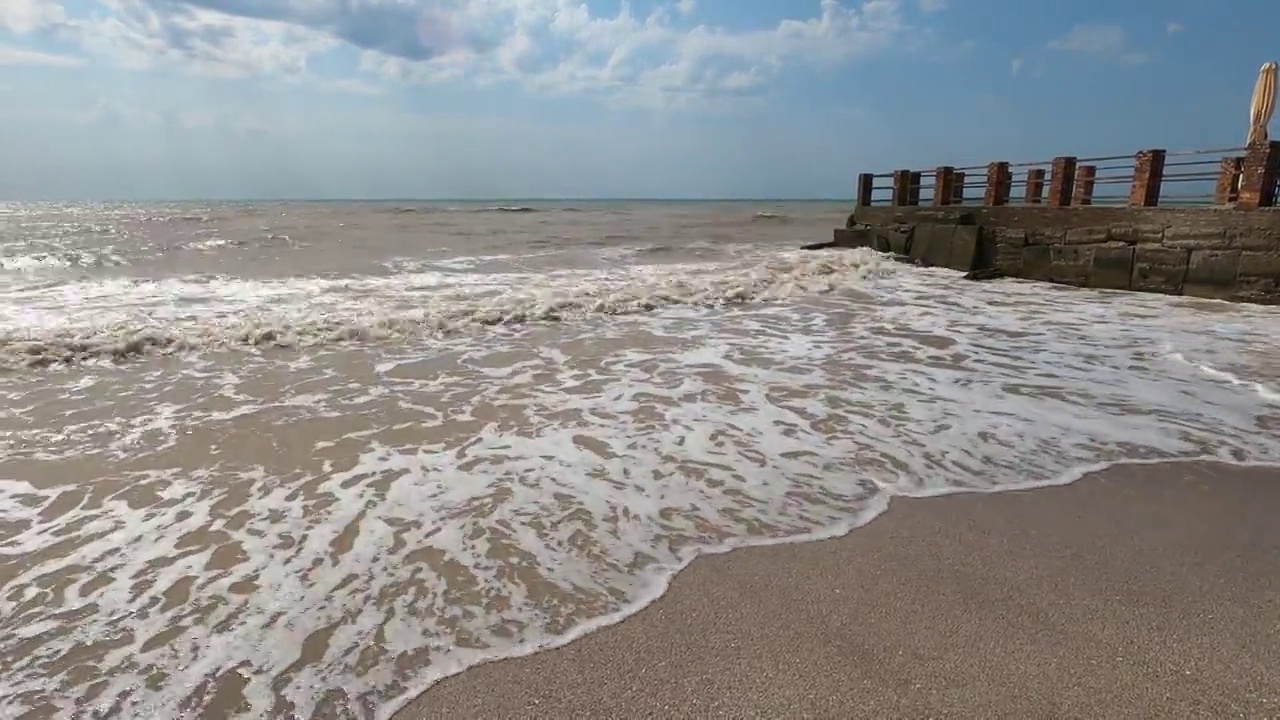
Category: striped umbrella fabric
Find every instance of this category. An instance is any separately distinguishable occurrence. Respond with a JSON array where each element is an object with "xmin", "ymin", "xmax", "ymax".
[{"xmin": 1247, "ymin": 61, "xmax": 1277, "ymax": 145}]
